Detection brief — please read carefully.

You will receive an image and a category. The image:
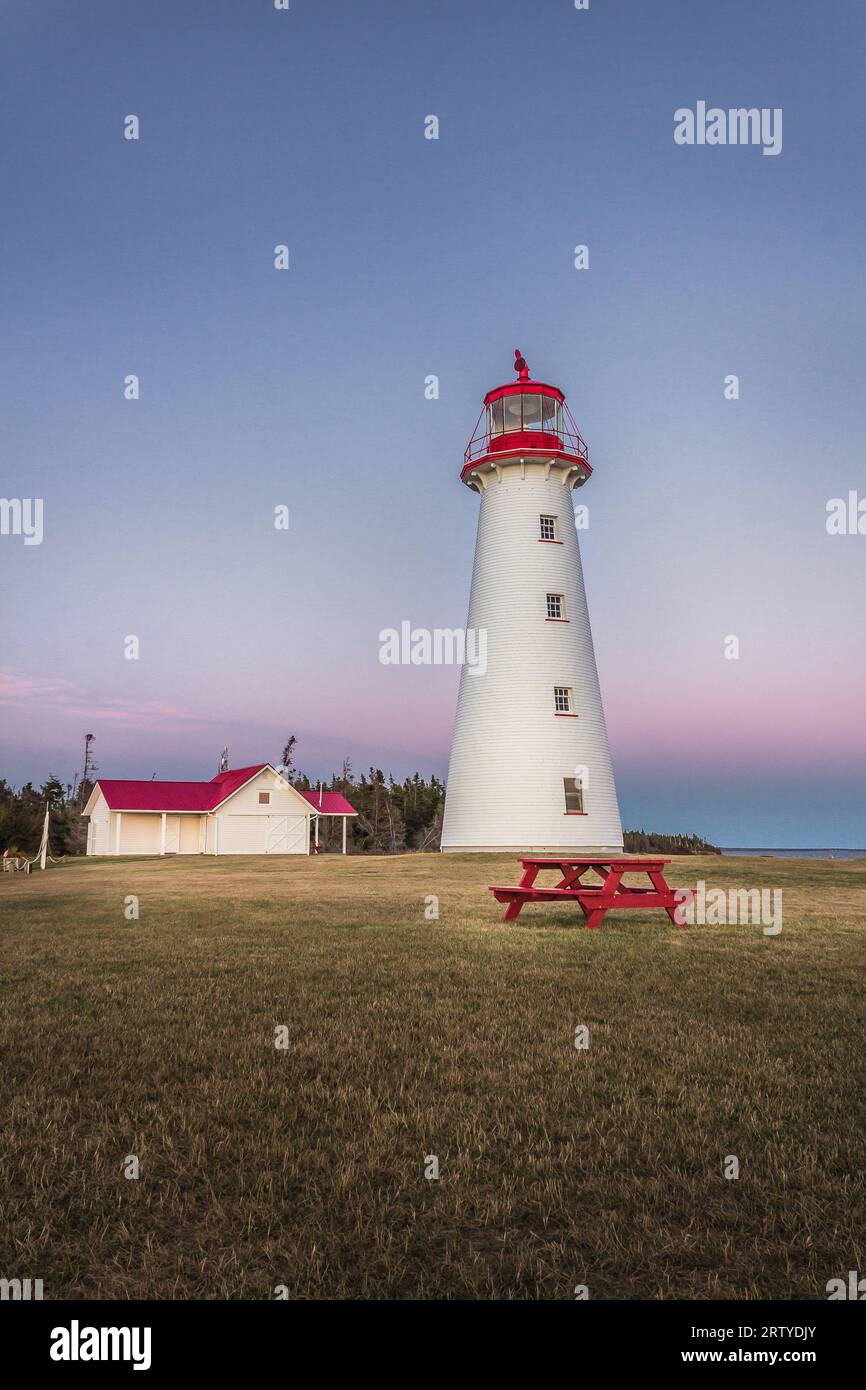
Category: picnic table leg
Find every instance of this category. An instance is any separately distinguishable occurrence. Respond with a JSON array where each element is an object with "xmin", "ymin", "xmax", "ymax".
[
  {"xmin": 580, "ymin": 864, "xmax": 624, "ymax": 929},
  {"xmin": 647, "ymin": 868, "xmax": 688, "ymax": 927},
  {"xmin": 501, "ymin": 863, "xmax": 540, "ymax": 922}
]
